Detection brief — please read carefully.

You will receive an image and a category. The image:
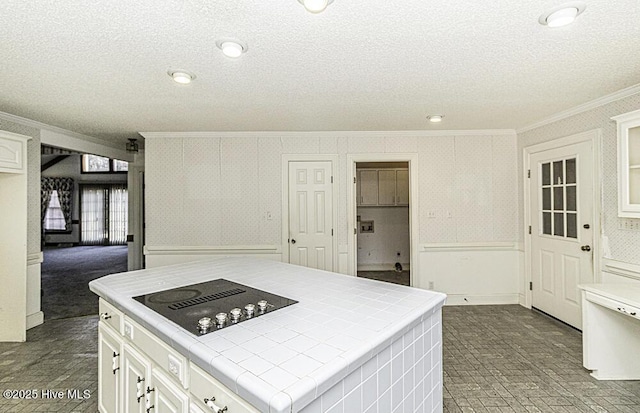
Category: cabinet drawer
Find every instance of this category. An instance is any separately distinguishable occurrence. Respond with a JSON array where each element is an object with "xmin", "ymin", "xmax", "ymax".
[
  {"xmin": 190, "ymin": 364, "xmax": 258, "ymax": 413},
  {"xmin": 125, "ymin": 317, "xmax": 188, "ymax": 388},
  {"xmin": 585, "ymin": 291, "xmax": 640, "ymax": 320},
  {"xmin": 99, "ymin": 299, "xmax": 123, "ymax": 334}
]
